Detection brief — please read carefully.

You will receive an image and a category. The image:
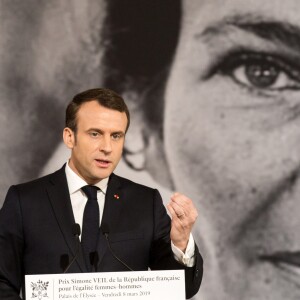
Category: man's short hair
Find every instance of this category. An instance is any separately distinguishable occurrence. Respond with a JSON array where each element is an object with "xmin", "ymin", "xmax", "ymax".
[{"xmin": 65, "ymin": 88, "xmax": 130, "ymax": 133}]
